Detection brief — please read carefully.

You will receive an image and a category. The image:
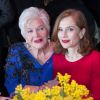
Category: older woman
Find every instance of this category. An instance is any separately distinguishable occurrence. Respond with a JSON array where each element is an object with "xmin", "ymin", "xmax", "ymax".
[
  {"xmin": 52, "ymin": 9, "xmax": 100, "ymax": 100},
  {"xmin": 4, "ymin": 7, "xmax": 54, "ymax": 95}
]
